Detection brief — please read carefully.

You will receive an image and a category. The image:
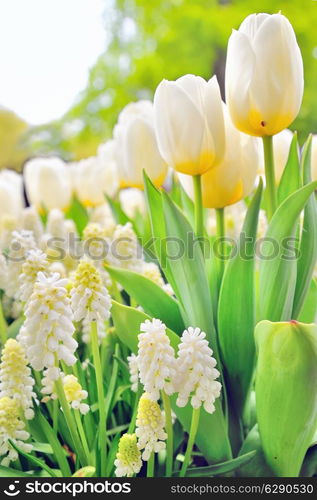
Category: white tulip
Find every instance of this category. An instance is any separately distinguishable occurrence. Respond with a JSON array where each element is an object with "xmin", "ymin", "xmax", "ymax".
[
  {"xmin": 178, "ymin": 105, "xmax": 260, "ymax": 208},
  {"xmin": 154, "ymin": 75, "xmax": 225, "ymax": 175},
  {"xmin": 119, "ymin": 188, "xmax": 146, "ymax": 219},
  {"xmin": 72, "ymin": 146, "xmax": 118, "ymax": 207},
  {"xmin": 0, "ymin": 169, "xmax": 24, "ymax": 223},
  {"xmin": 24, "ymin": 157, "xmax": 72, "ymax": 211},
  {"xmin": 225, "ymin": 13, "xmax": 304, "ymax": 137},
  {"xmin": 113, "ymin": 100, "xmax": 168, "ymax": 188}
]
